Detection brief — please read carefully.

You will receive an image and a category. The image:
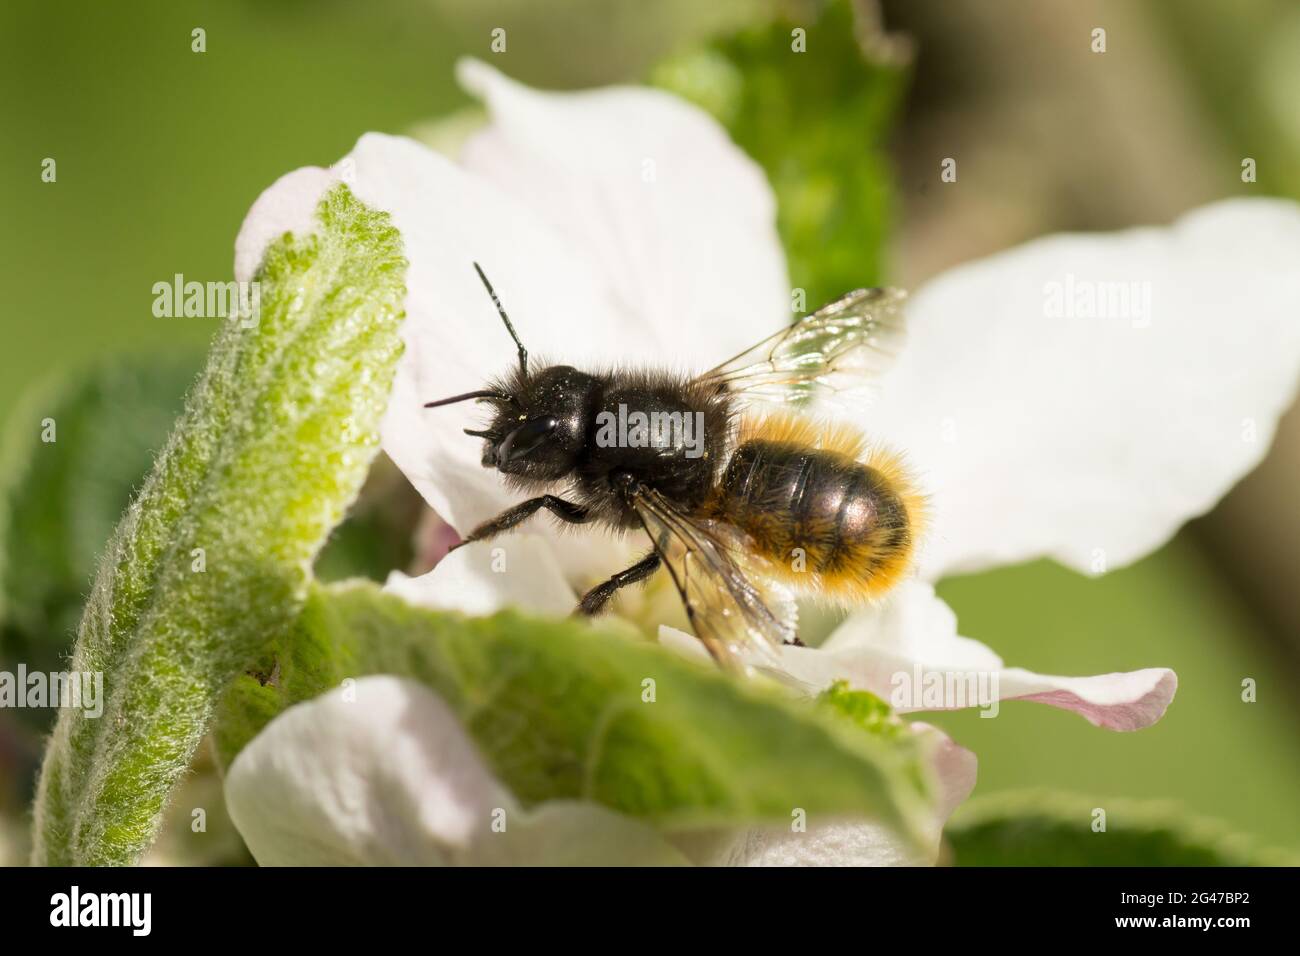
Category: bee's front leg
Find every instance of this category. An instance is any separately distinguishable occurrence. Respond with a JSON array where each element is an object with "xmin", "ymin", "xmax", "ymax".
[{"xmin": 451, "ymin": 495, "xmax": 590, "ymax": 551}]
